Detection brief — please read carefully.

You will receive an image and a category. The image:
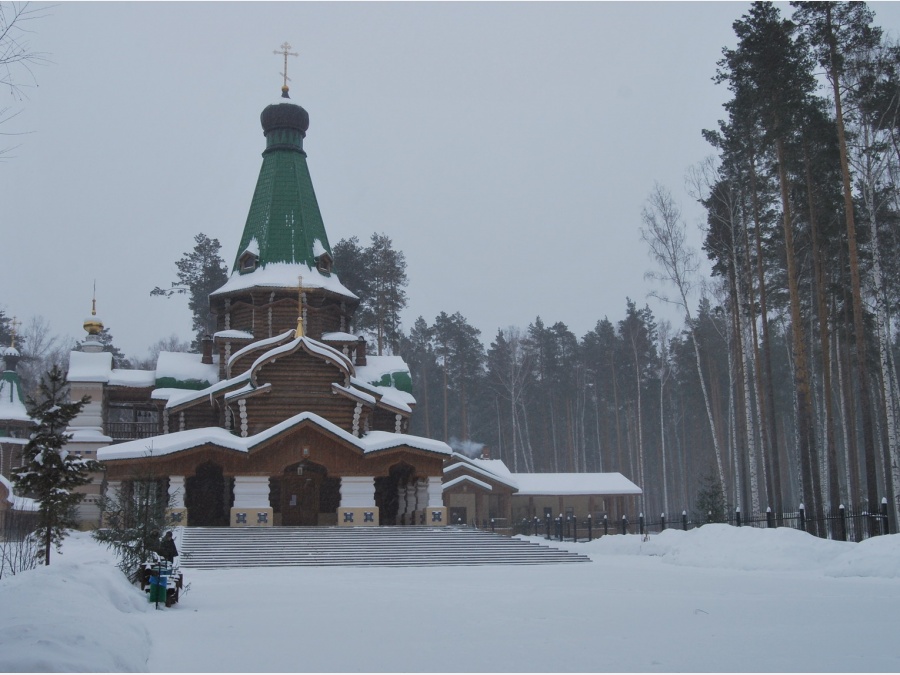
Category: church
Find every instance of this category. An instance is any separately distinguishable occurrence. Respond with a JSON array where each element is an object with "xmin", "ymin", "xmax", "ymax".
[{"xmin": 1, "ymin": 61, "xmax": 641, "ymax": 533}]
